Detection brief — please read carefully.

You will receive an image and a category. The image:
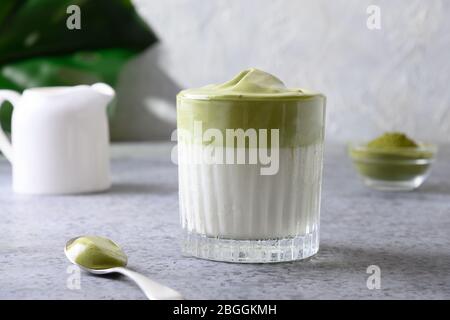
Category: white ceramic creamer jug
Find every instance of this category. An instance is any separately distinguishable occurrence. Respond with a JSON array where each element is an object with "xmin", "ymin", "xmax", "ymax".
[{"xmin": 0, "ymin": 83, "xmax": 115, "ymax": 194}]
